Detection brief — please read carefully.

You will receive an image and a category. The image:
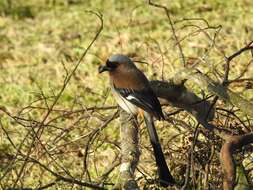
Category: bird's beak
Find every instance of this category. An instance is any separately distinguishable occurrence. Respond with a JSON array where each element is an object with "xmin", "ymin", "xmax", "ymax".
[{"xmin": 98, "ymin": 65, "xmax": 111, "ymax": 73}]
